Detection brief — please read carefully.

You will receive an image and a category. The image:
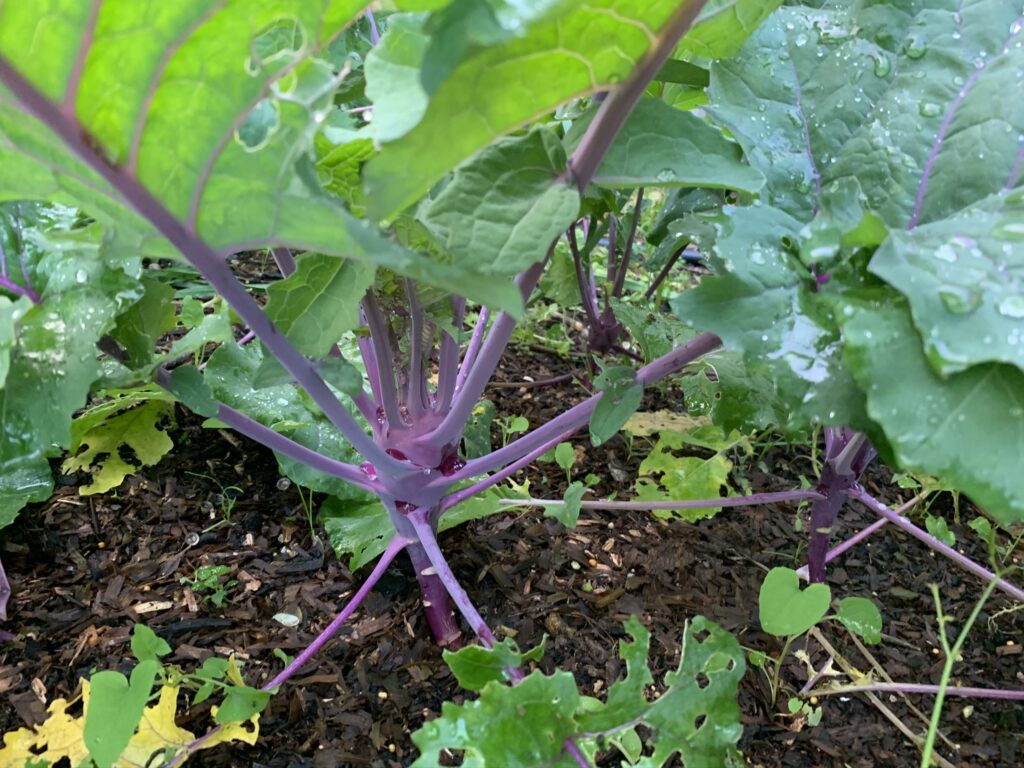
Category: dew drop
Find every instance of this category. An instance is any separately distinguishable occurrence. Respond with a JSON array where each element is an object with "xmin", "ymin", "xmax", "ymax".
[
  {"xmin": 655, "ymin": 168, "xmax": 678, "ymax": 182},
  {"xmin": 903, "ymin": 34, "xmax": 927, "ymax": 58},
  {"xmin": 794, "ymin": 33, "xmax": 809, "ymax": 47},
  {"xmin": 919, "ymin": 101, "xmax": 942, "ymax": 117},
  {"xmin": 997, "ymin": 295, "xmax": 1024, "ymax": 318},
  {"xmin": 872, "ymin": 53, "xmax": 891, "ymax": 77},
  {"xmin": 938, "ymin": 285, "xmax": 981, "ymax": 314},
  {"xmin": 75, "ymin": 269, "xmax": 88, "ymax": 283},
  {"xmin": 934, "ymin": 243, "xmax": 957, "ymax": 262}
]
